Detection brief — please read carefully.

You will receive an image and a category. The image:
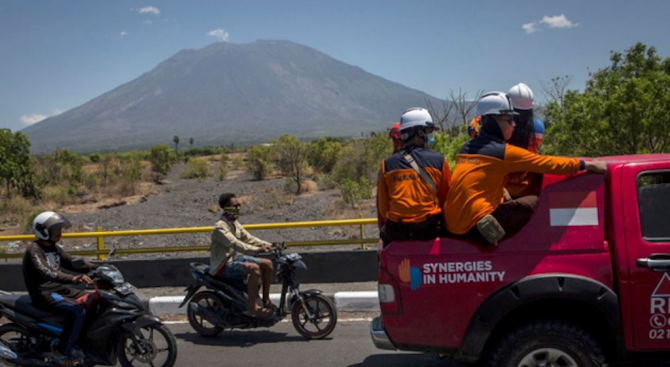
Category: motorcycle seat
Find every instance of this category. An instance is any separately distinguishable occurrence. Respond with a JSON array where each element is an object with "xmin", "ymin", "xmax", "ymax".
[
  {"xmin": 0, "ymin": 294, "xmax": 65, "ymax": 322},
  {"xmin": 190, "ymin": 262, "xmax": 246, "ymax": 292}
]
